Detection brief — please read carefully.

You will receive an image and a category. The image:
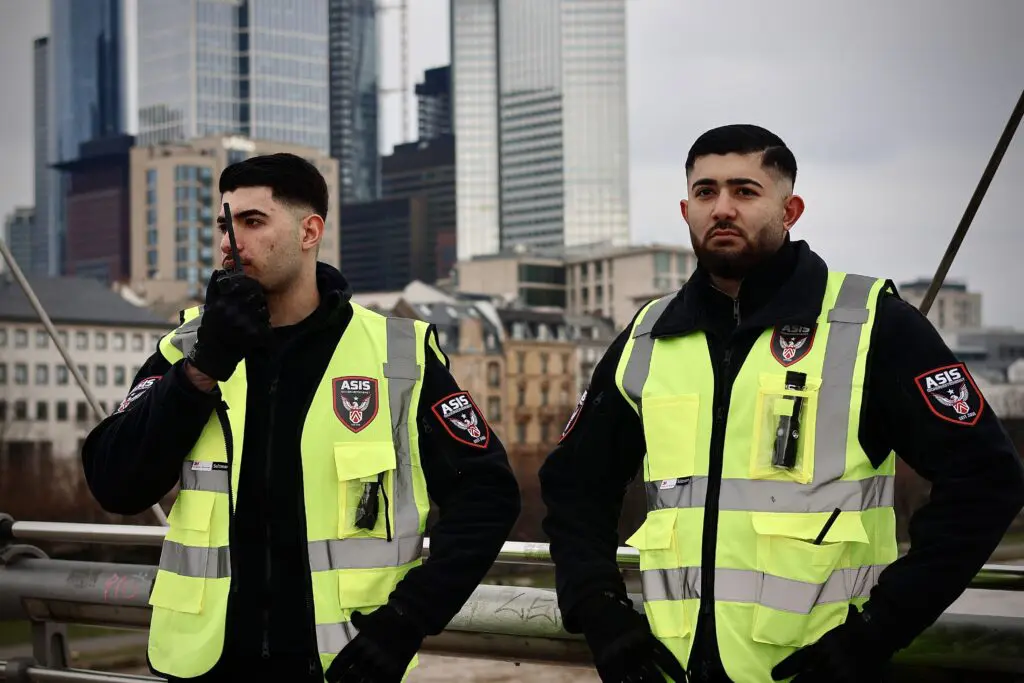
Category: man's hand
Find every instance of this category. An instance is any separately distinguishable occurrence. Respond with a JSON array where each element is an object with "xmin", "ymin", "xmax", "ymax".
[
  {"xmin": 578, "ymin": 592, "xmax": 688, "ymax": 682},
  {"xmin": 324, "ymin": 604, "xmax": 425, "ymax": 683},
  {"xmin": 186, "ymin": 271, "xmax": 272, "ymax": 383},
  {"xmin": 771, "ymin": 605, "xmax": 892, "ymax": 682}
]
